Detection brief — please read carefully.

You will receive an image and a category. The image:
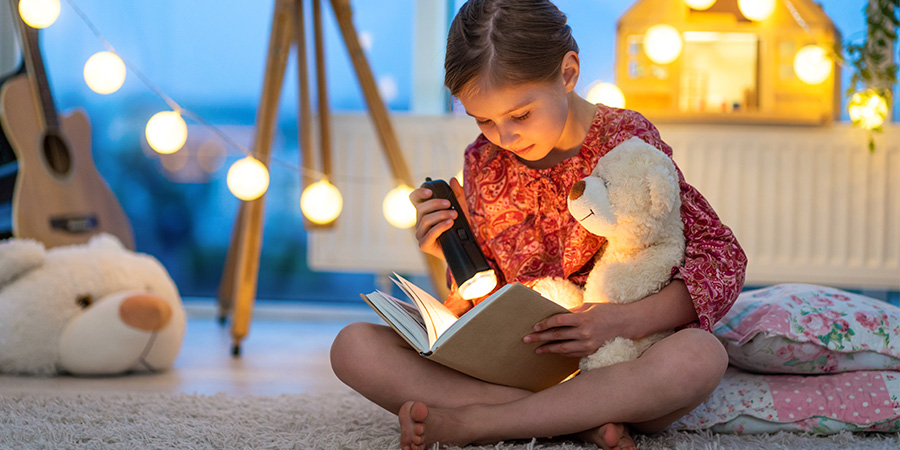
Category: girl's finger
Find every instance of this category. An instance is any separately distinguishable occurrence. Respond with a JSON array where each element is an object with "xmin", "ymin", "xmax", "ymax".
[
  {"xmin": 408, "ymin": 187, "xmax": 433, "ymax": 204},
  {"xmin": 523, "ymin": 325, "xmax": 581, "ymax": 344},
  {"xmin": 448, "ymin": 177, "xmax": 469, "ymax": 220},
  {"xmin": 416, "ymin": 209, "xmax": 457, "ymax": 240},
  {"xmin": 420, "ymin": 218, "xmax": 455, "ymax": 248},
  {"xmin": 535, "ymin": 340, "xmax": 589, "ymax": 357},
  {"xmin": 533, "ymin": 312, "xmax": 580, "ymax": 332}
]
